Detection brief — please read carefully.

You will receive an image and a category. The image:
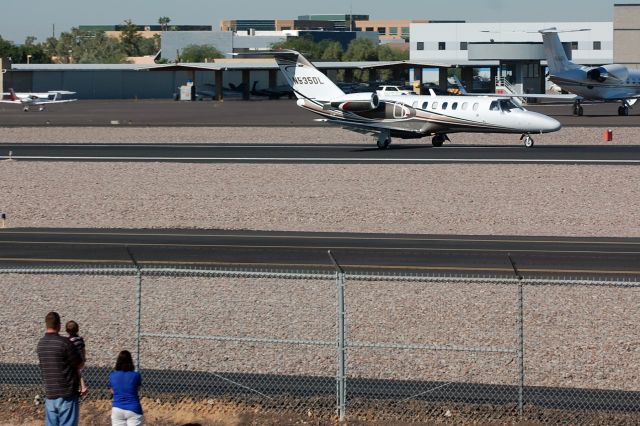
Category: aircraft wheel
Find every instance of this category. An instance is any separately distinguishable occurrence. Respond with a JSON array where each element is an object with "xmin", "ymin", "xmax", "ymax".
[
  {"xmin": 523, "ymin": 135, "xmax": 534, "ymax": 148},
  {"xmin": 577, "ymin": 106, "xmax": 583, "ymax": 116},
  {"xmin": 623, "ymin": 106, "xmax": 630, "ymax": 116},
  {"xmin": 618, "ymin": 106, "xmax": 624, "ymax": 116},
  {"xmin": 432, "ymin": 136, "xmax": 444, "ymax": 147},
  {"xmin": 377, "ymin": 137, "xmax": 391, "ymax": 149}
]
